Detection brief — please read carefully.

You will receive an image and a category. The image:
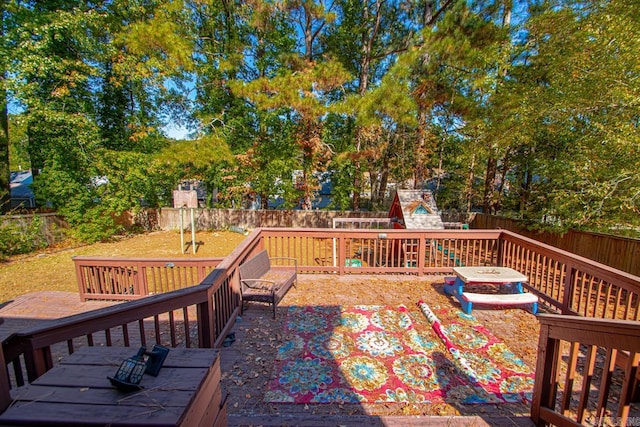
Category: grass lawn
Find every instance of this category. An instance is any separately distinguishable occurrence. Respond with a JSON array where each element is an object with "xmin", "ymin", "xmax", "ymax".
[{"xmin": 0, "ymin": 230, "xmax": 247, "ymax": 304}]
